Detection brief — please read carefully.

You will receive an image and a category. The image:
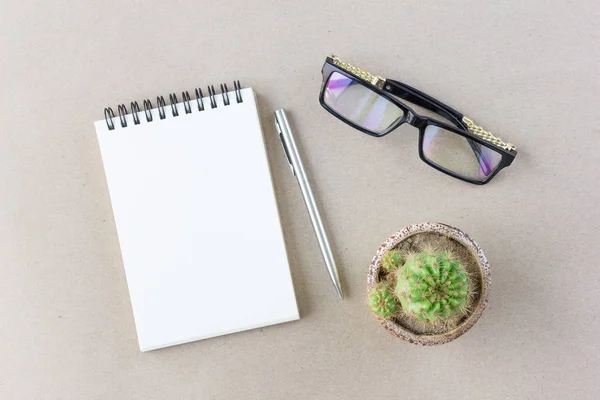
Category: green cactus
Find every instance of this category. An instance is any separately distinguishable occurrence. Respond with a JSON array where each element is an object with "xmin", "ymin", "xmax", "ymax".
[
  {"xmin": 381, "ymin": 250, "xmax": 403, "ymax": 272},
  {"xmin": 368, "ymin": 282, "xmax": 400, "ymax": 318},
  {"xmin": 395, "ymin": 251, "xmax": 469, "ymax": 322}
]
